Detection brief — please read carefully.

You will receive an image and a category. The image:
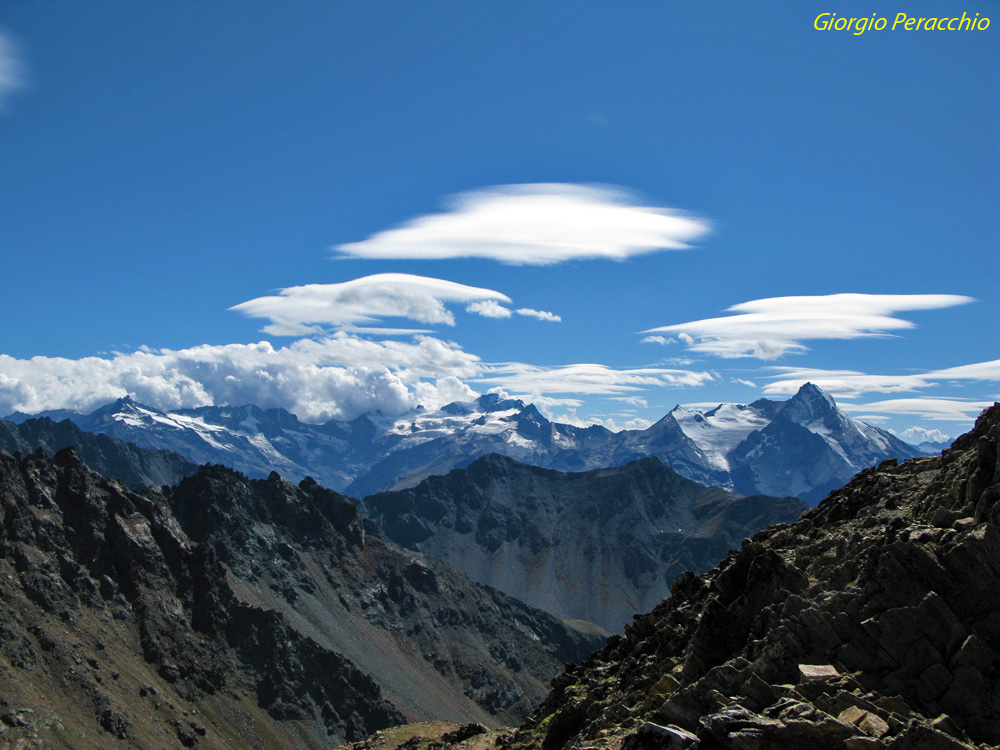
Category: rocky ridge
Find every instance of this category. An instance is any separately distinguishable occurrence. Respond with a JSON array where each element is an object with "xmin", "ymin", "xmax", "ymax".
[
  {"xmin": 0, "ymin": 416, "xmax": 198, "ymax": 488},
  {"xmin": 0, "ymin": 447, "xmax": 600, "ymax": 749},
  {"xmin": 501, "ymin": 403, "xmax": 1000, "ymax": 750},
  {"xmin": 361, "ymin": 455, "xmax": 806, "ymax": 632},
  {"xmin": 359, "ymin": 403, "xmax": 1000, "ymax": 750}
]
